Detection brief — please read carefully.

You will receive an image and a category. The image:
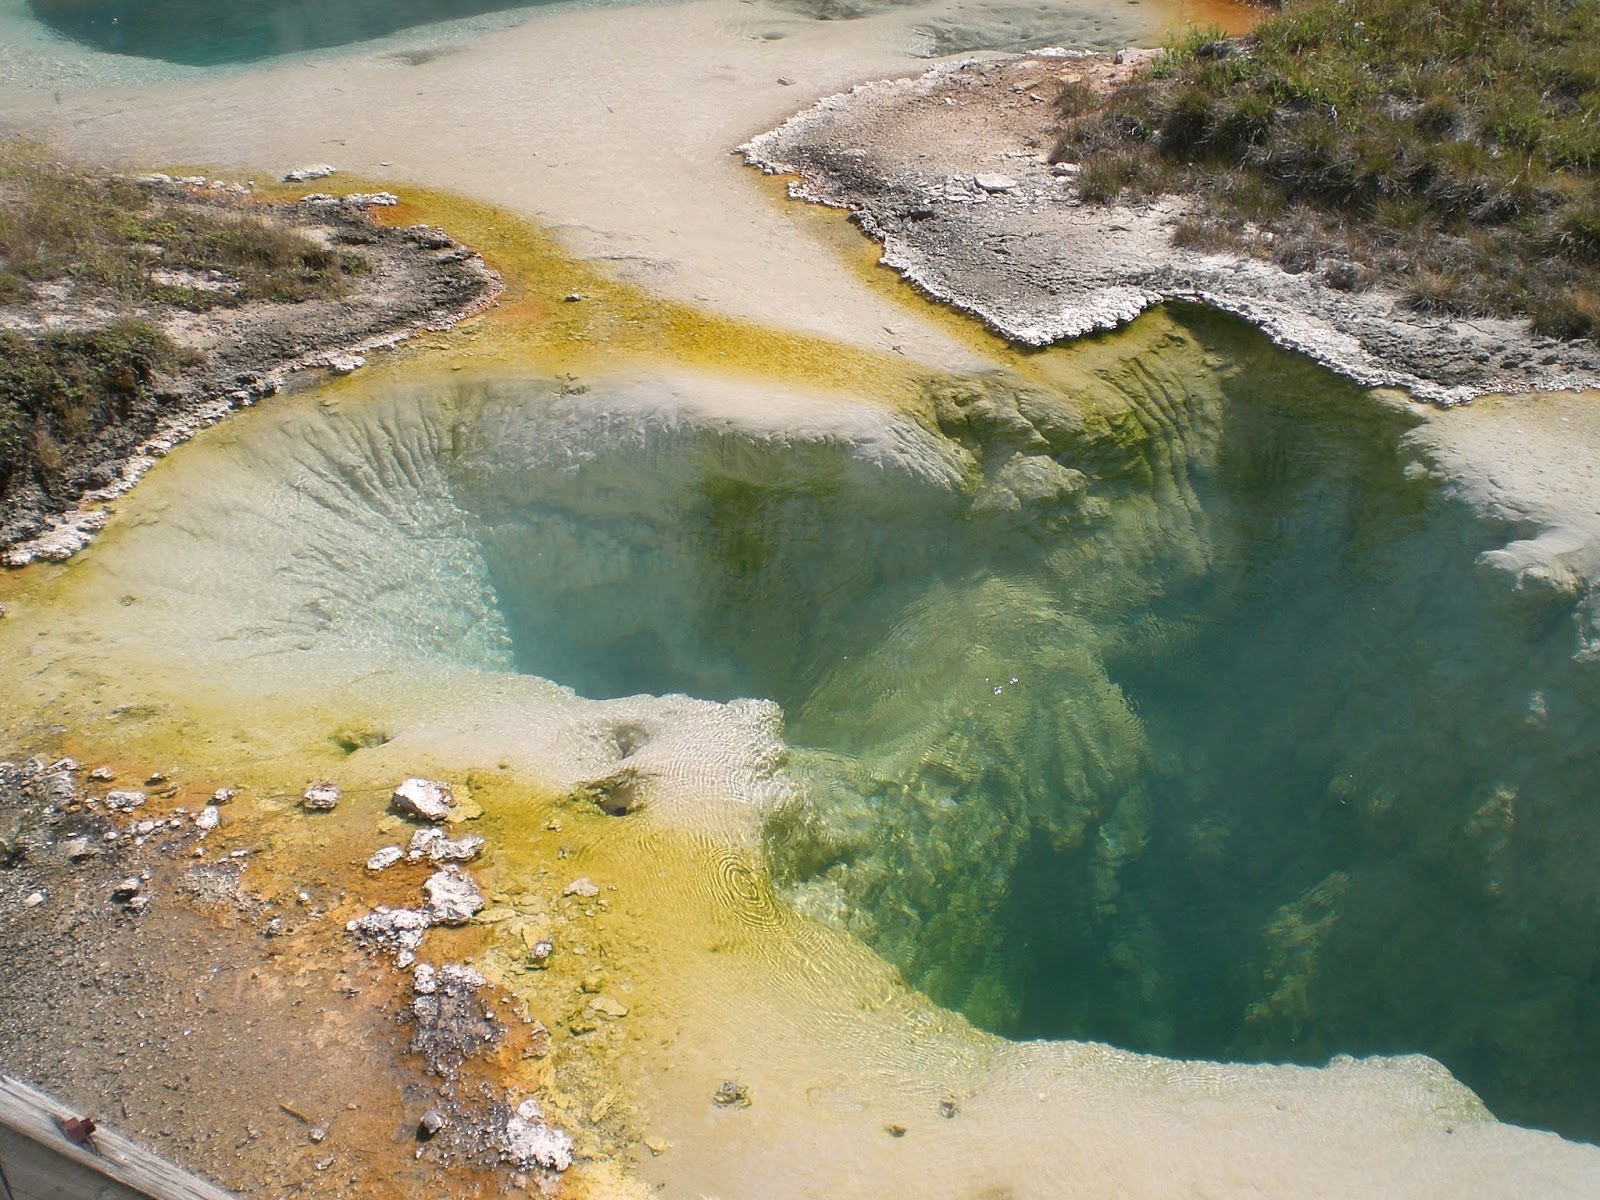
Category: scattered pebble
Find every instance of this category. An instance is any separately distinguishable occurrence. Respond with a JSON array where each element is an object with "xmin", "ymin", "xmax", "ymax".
[
  {"xmin": 587, "ymin": 995, "xmax": 629, "ymax": 1019},
  {"xmin": 974, "ymin": 173, "xmax": 1018, "ymax": 193},
  {"xmin": 391, "ymin": 778, "xmax": 455, "ymax": 823},
  {"xmin": 301, "ymin": 783, "xmax": 341, "ymax": 812},
  {"xmin": 423, "ymin": 867, "xmax": 483, "ymax": 925},
  {"xmin": 283, "ymin": 163, "xmax": 336, "ymax": 182},
  {"xmin": 502, "ymin": 1100, "xmax": 573, "ymax": 1173},
  {"xmin": 366, "ymin": 846, "xmax": 404, "ymax": 872},
  {"xmin": 407, "ymin": 827, "xmax": 483, "ymax": 864},
  {"xmin": 106, "ymin": 790, "xmax": 147, "ymax": 812}
]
